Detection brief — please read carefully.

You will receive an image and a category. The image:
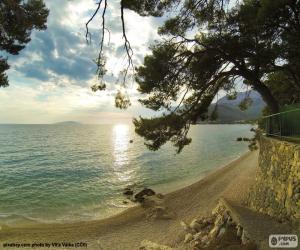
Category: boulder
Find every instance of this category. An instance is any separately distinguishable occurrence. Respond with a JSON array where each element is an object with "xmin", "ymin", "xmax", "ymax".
[
  {"xmin": 135, "ymin": 188, "xmax": 156, "ymax": 202},
  {"xmin": 123, "ymin": 189, "xmax": 134, "ymax": 196},
  {"xmin": 241, "ymin": 229, "xmax": 250, "ymax": 245}
]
